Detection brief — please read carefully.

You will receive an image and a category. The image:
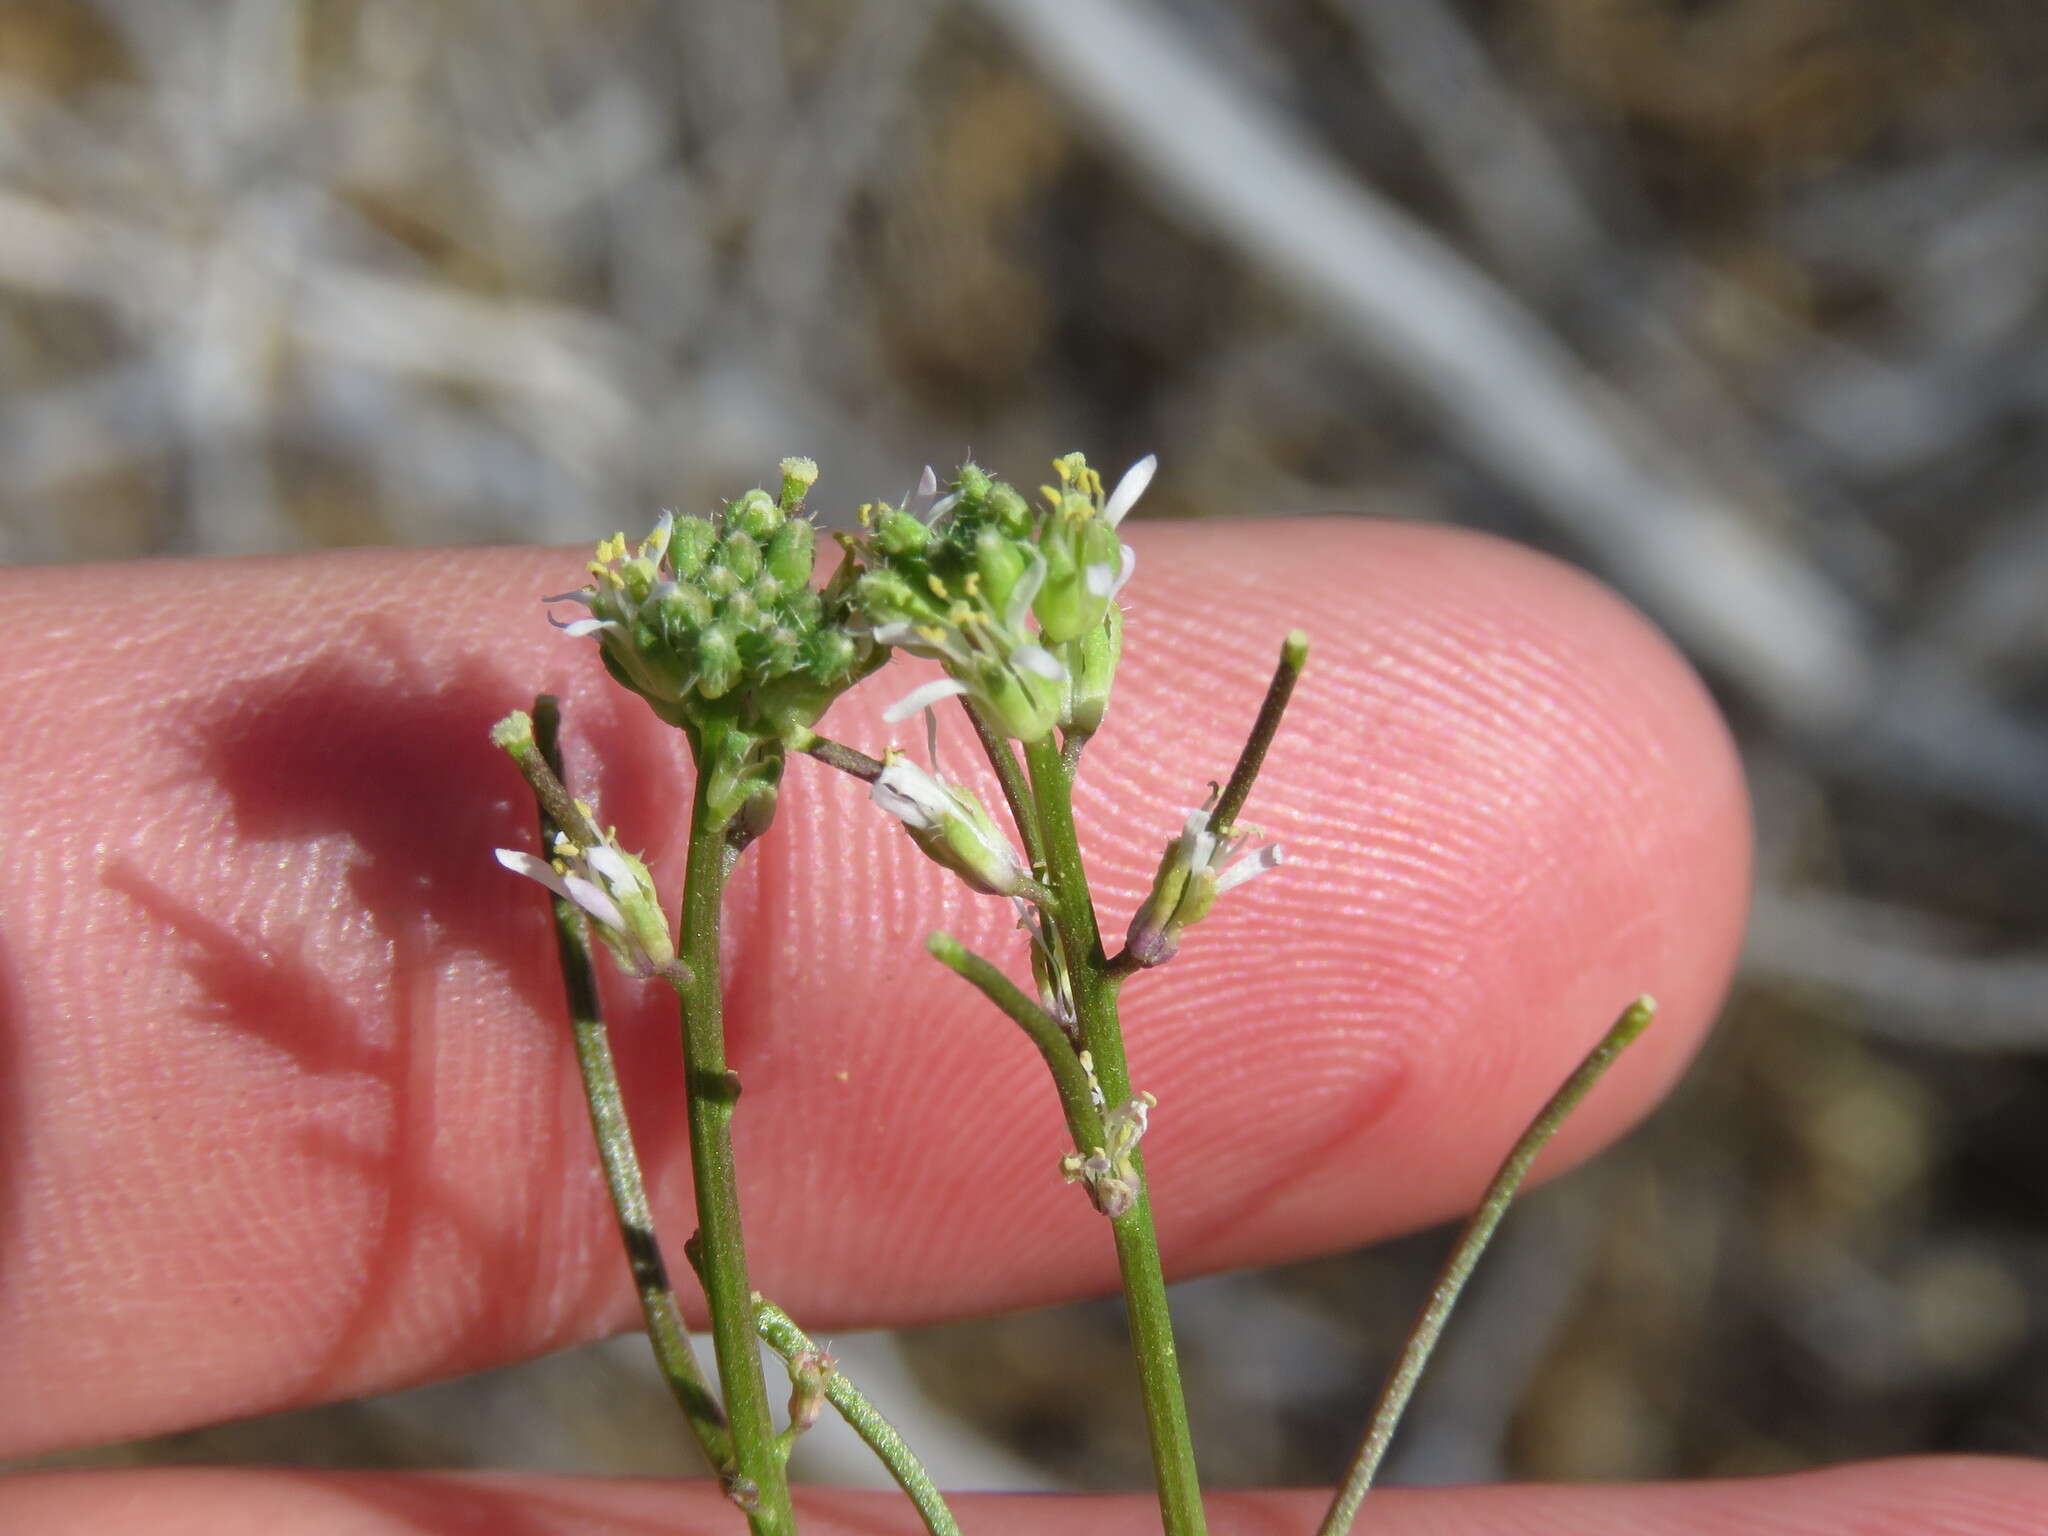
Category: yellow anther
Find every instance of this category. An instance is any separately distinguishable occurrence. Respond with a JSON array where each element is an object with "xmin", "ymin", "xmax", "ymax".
[
  {"xmin": 926, "ymin": 573, "xmax": 949, "ymax": 600},
  {"xmin": 962, "ymin": 572, "xmax": 982, "ymax": 598}
]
